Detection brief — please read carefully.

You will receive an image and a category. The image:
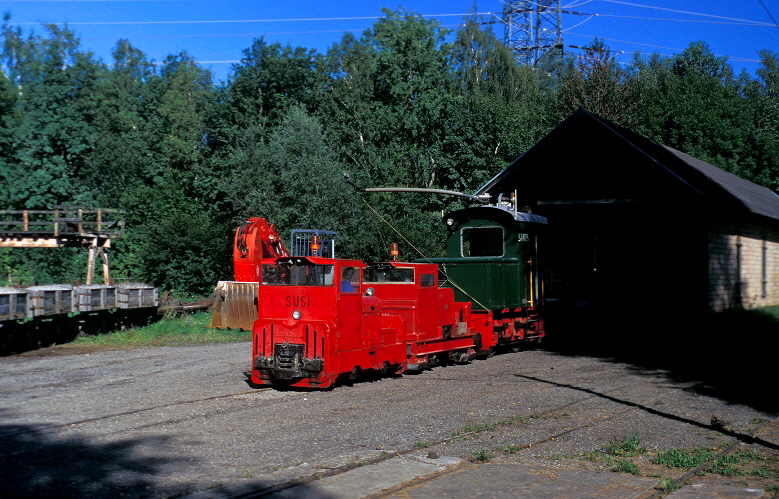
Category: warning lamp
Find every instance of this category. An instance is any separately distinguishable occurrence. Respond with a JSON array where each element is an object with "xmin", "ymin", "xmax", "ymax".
[
  {"xmin": 310, "ymin": 234, "xmax": 320, "ymax": 256},
  {"xmin": 390, "ymin": 243, "xmax": 399, "ymax": 261}
]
